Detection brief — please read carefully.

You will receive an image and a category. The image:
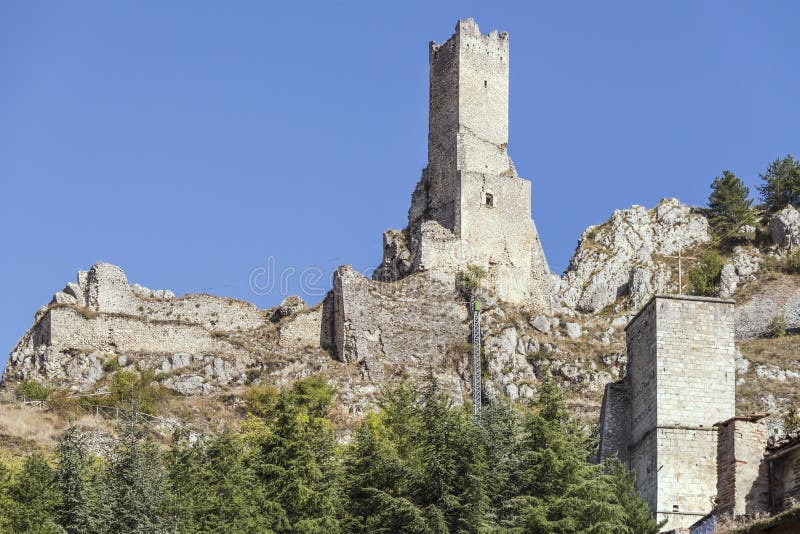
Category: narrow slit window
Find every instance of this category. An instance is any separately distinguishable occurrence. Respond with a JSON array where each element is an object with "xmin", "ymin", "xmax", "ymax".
[
  {"xmin": 484, "ymin": 80, "xmax": 488, "ymax": 88},
  {"xmin": 485, "ymin": 193, "xmax": 494, "ymax": 207}
]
